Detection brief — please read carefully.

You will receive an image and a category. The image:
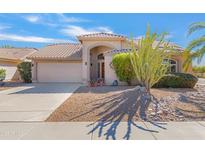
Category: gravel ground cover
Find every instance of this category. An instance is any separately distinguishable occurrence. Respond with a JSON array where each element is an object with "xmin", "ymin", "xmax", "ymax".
[{"xmin": 47, "ymin": 85, "xmax": 205, "ymax": 122}]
